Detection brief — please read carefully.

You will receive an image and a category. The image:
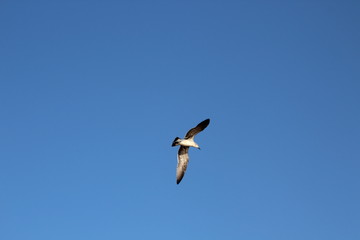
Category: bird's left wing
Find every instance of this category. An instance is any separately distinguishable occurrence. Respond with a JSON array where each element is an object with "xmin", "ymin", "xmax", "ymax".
[{"xmin": 176, "ymin": 146, "xmax": 189, "ymax": 184}]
